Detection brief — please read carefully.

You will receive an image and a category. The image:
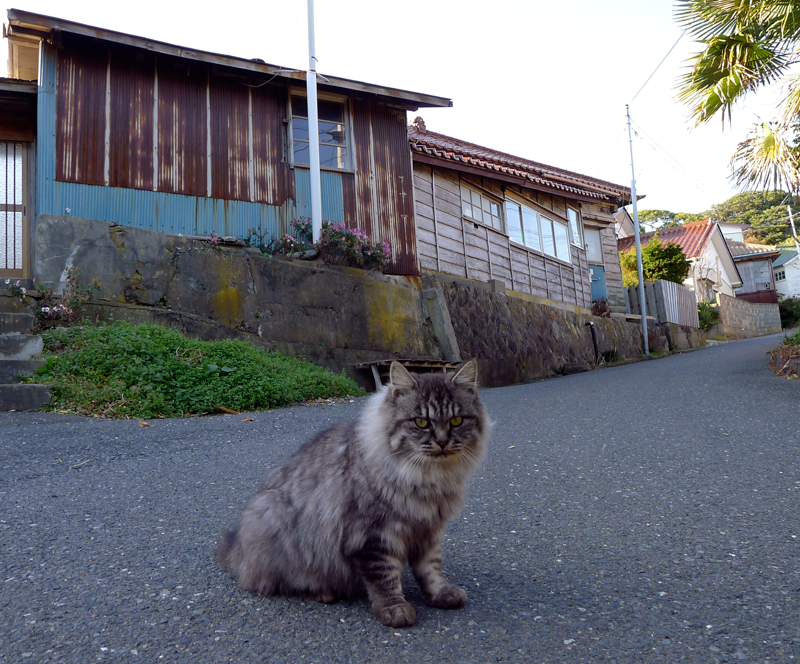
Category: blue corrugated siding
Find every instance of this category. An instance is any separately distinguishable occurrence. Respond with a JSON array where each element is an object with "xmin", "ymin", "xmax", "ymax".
[
  {"xmin": 294, "ymin": 168, "xmax": 346, "ymax": 222},
  {"xmin": 37, "ymin": 43, "xmax": 300, "ymax": 240}
]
